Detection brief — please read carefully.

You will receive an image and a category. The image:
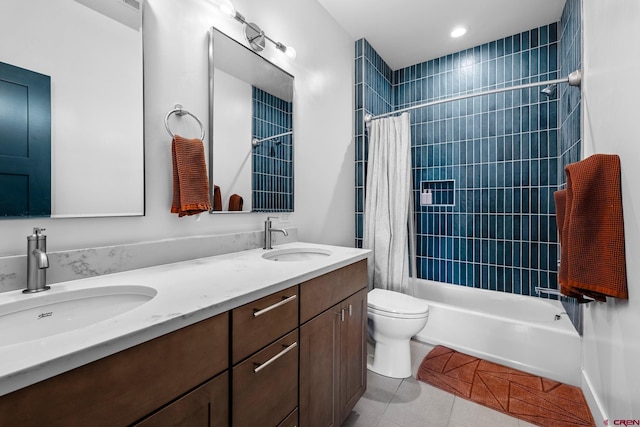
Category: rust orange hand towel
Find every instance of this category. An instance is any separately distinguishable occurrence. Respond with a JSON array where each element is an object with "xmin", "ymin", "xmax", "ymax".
[
  {"xmin": 554, "ymin": 154, "xmax": 628, "ymax": 301},
  {"xmin": 228, "ymin": 194, "xmax": 243, "ymax": 211},
  {"xmin": 213, "ymin": 185, "xmax": 222, "ymax": 211},
  {"xmin": 171, "ymin": 135, "xmax": 211, "ymax": 217}
]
